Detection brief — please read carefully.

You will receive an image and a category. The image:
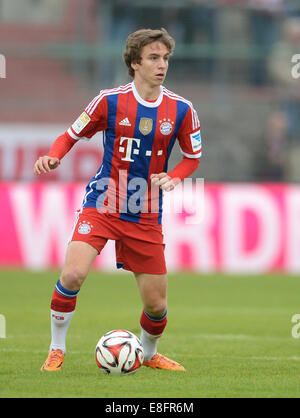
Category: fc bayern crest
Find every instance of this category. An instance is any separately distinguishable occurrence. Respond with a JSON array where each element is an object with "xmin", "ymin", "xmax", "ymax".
[
  {"xmin": 159, "ymin": 119, "xmax": 174, "ymax": 135},
  {"xmin": 78, "ymin": 222, "xmax": 92, "ymax": 234}
]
